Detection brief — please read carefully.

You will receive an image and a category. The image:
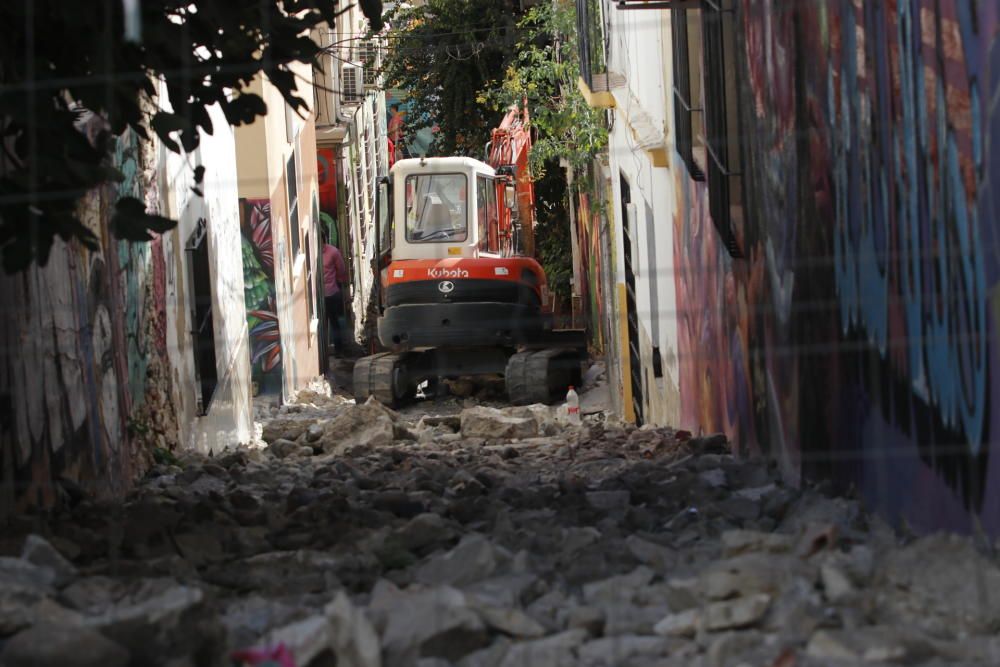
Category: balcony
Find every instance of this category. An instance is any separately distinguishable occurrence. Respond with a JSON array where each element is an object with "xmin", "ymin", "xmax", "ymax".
[{"xmin": 576, "ymin": 0, "xmax": 616, "ymax": 108}]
